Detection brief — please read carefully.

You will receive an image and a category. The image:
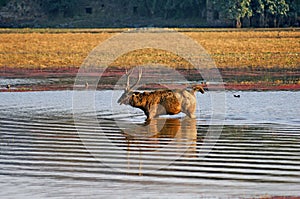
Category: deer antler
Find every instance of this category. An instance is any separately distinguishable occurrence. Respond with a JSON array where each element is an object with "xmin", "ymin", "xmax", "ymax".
[
  {"xmin": 125, "ymin": 68, "xmax": 142, "ymax": 92},
  {"xmin": 125, "ymin": 68, "xmax": 133, "ymax": 92}
]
